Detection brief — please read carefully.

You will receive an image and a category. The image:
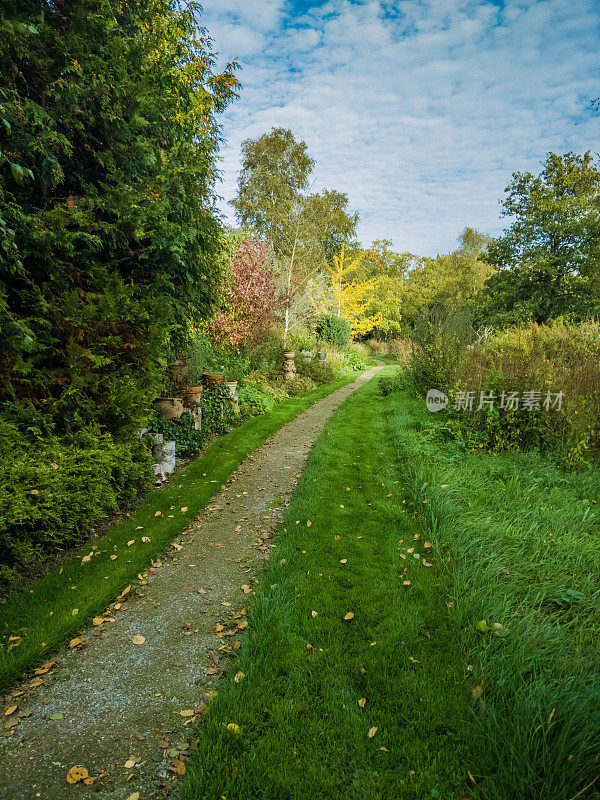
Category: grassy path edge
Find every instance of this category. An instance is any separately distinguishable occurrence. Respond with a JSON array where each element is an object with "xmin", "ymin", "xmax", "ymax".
[{"xmin": 0, "ymin": 373, "xmax": 362, "ymax": 692}]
